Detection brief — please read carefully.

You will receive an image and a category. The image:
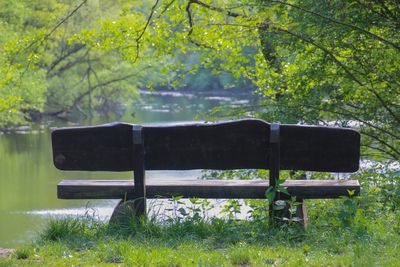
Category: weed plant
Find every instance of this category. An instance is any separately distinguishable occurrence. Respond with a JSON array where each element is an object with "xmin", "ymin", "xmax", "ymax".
[{"xmin": 1, "ymin": 165, "xmax": 400, "ymax": 266}]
